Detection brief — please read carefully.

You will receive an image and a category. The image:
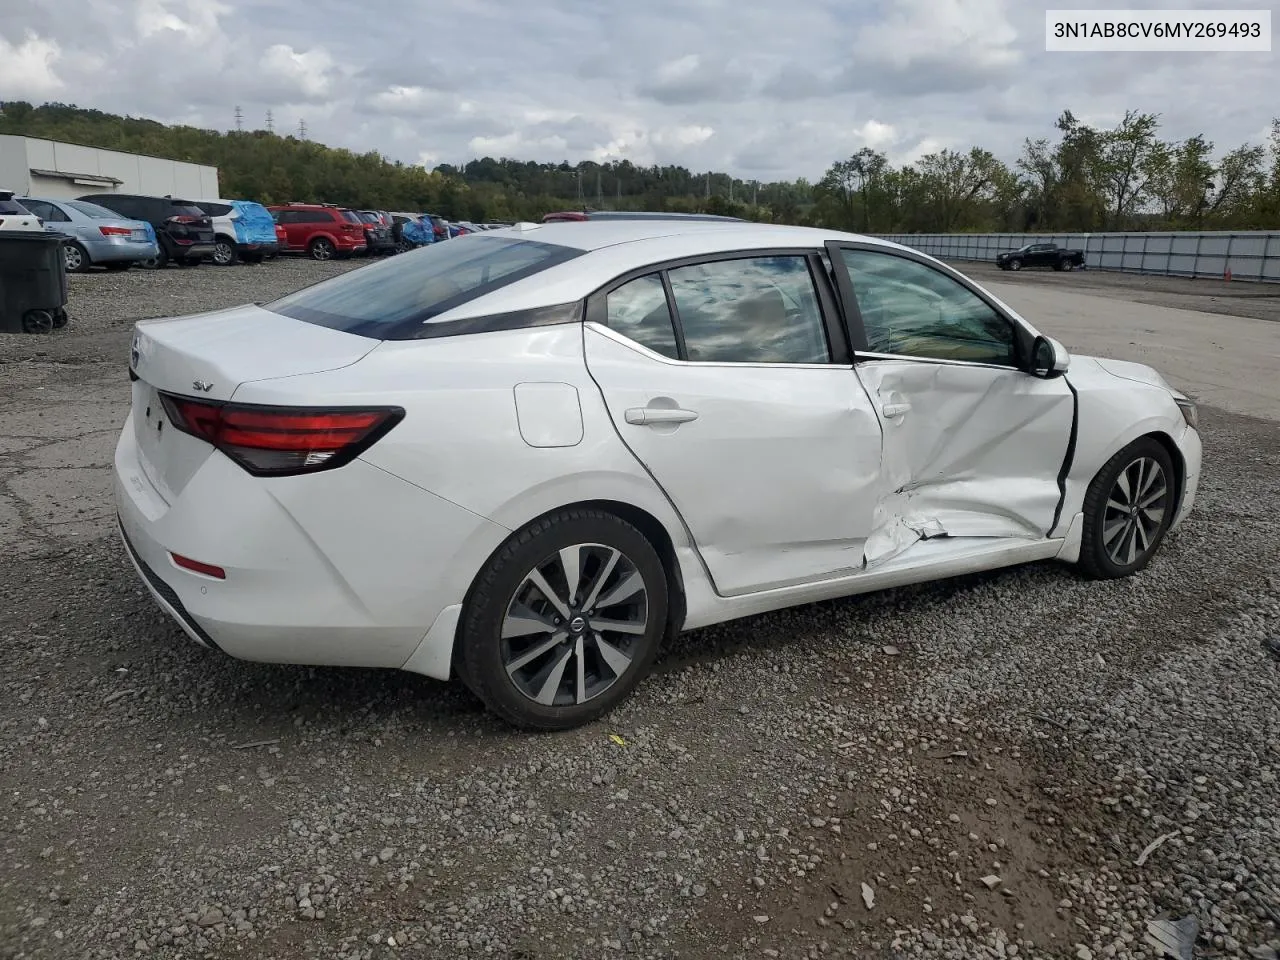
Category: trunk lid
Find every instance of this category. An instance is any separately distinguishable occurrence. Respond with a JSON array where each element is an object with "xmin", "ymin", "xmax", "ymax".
[{"xmin": 129, "ymin": 305, "xmax": 379, "ymax": 501}]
